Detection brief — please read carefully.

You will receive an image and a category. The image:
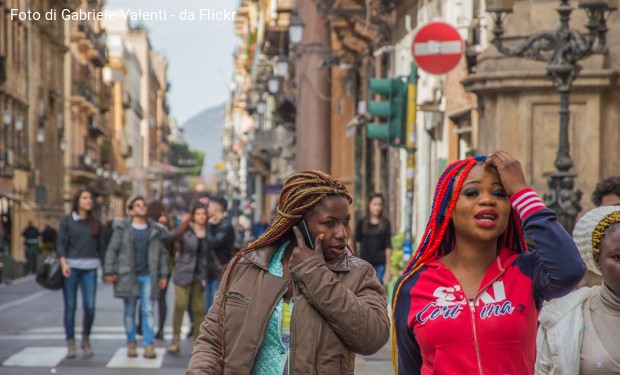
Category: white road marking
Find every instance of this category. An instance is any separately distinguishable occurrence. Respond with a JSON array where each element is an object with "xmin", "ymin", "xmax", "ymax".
[
  {"xmin": 2, "ymin": 347, "xmax": 66, "ymax": 367},
  {"xmin": 0, "ymin": 290, "xmax": 49, "ymax": 312}
]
